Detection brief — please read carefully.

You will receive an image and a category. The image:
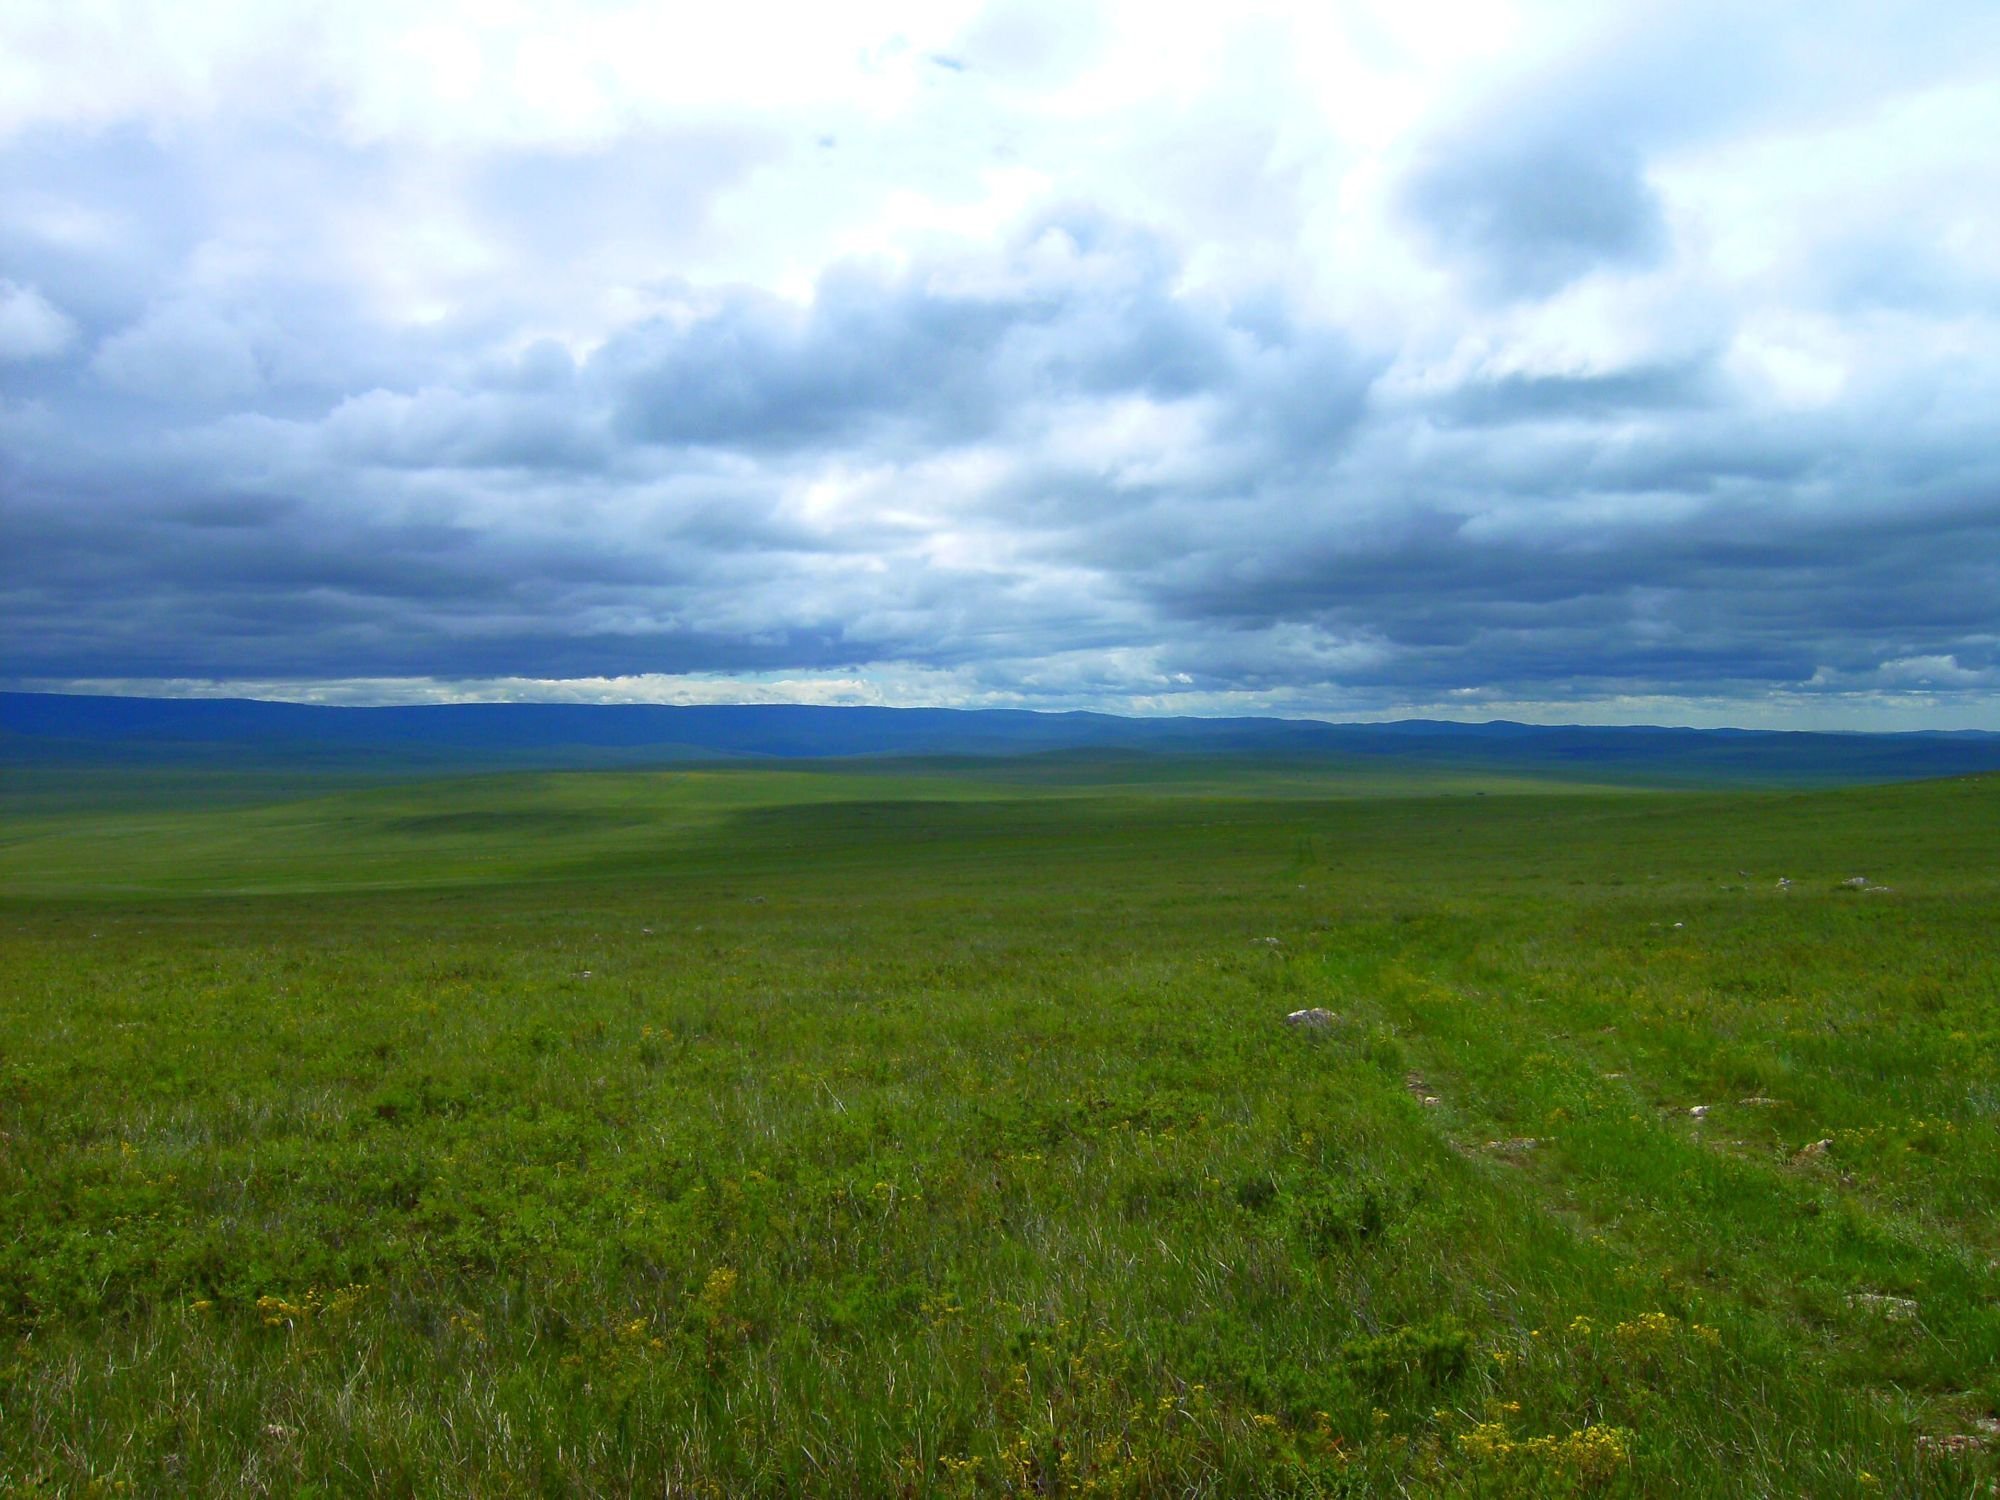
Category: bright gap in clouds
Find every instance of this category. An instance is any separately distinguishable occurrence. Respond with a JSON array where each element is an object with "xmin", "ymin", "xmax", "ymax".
[{"xmin": 3, "ymin": 1, "xmax": 1999, "ymax": 727}]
